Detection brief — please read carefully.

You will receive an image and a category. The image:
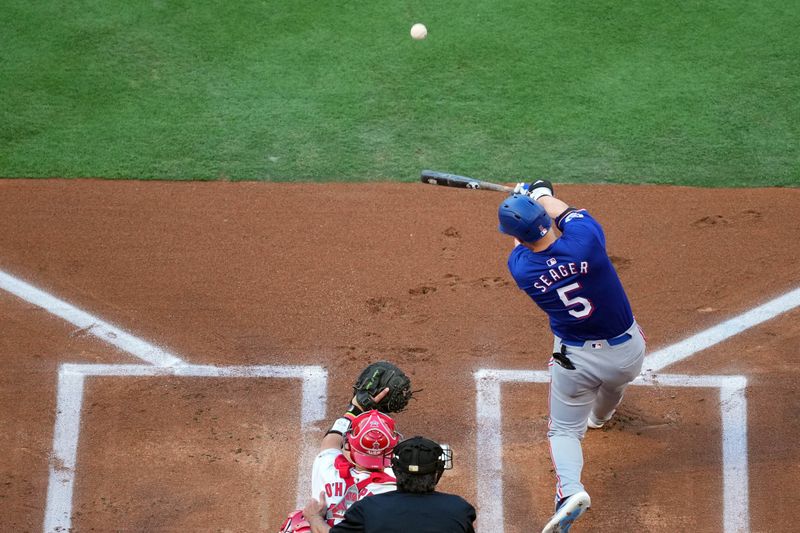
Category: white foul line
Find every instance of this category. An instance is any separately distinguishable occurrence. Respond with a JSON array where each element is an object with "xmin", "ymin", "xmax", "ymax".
[
  {"xmin": 0, "ymin": 269, "xmax": 184, "ymax": 367},
  {"xmin": 43, "ymin": 363, "xmax": 327, "ymax": 533},
  {"xmin": 644, "ymin": 286, "xmax": 800, "ymax": 373}
]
